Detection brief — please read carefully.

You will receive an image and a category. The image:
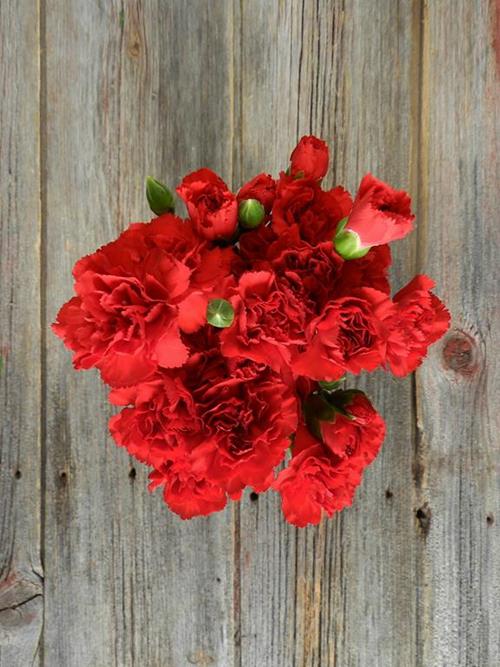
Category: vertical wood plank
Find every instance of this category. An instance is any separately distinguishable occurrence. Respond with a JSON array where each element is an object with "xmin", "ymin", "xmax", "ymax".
[
  {"xmin": 236, "ymin": 1, "xmax": 420, "ymax": 665},
  {"xmin": 44, "ymin": 2, "xmax": 236, "ymax": 665},
  {"xmin": 0, "ymin": 2, "xmax": 43, "ymax": 666},
  {"xmin": 416, "ymin": 1, "xmax": 500, "ymax": 665}
]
